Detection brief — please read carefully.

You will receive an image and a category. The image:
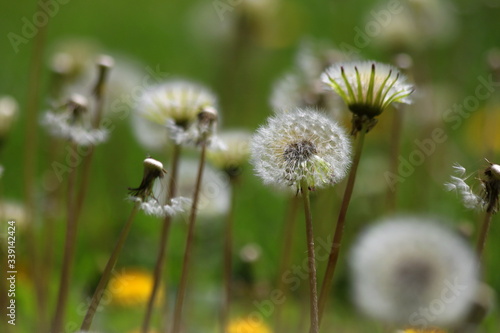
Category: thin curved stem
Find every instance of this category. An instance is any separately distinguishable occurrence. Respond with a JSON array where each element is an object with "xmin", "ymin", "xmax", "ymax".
[
  {"xmin": 476, "ymin": 209, "xmax": 494, "ymax": 263},
  {"xmin": 220, "ymin": 179, "xmax": 238, "ymax": 333},
  {"xmin": 300, "ymin": 180, "xmax": 319, "ymax": 333},
  {"xmin": 80, "ymin": 202, "xmax": 140, "ymax": 331},
  {"xmin": 51, "ymin": 142, "xmax": 78, "ymax": 333},
  {"xmin": 274, "ymin": 195, "xmax": 300, "ymax": 333},
  {"xmin": 171, "ymin": 143, "xmax": 207, "ymax": 333},
  {"xmin": 317, "ymin": 122, "xmax": 367, "ymax": 326},
  {"xmin": 142, "ymin": 143, "xmax": 182, "ymax": 333}
]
